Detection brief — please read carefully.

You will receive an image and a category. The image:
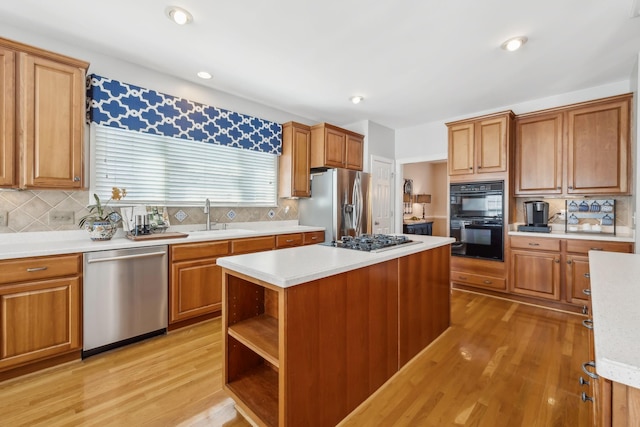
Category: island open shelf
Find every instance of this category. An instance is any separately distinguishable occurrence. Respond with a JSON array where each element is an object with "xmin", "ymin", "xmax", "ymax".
[{"xmin": 220, "ymin": 239, "xmax": 452, "ymax": 427}]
